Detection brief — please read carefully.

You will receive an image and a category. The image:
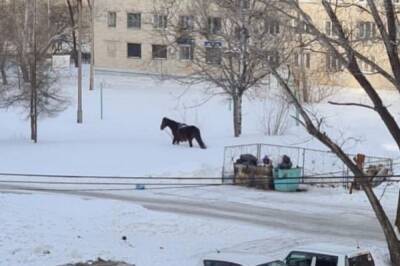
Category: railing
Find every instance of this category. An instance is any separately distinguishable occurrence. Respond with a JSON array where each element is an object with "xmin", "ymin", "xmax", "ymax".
[{"xmin": 222, "ymin": 143, "xmax": 393, "ymax": 185}]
